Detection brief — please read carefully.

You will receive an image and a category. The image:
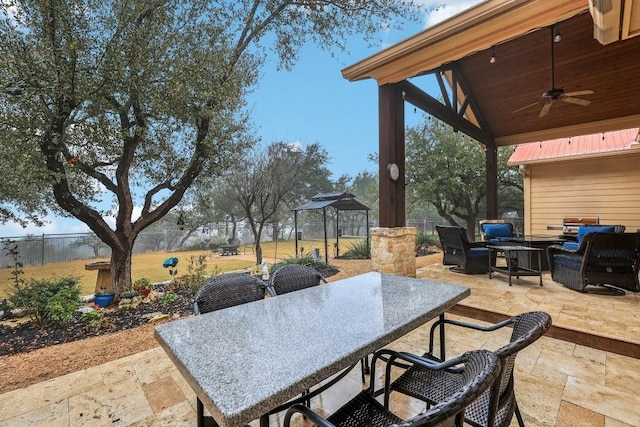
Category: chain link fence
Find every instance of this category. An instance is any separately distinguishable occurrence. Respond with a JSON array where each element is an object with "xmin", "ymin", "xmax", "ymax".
[{"xmin": 1, "ymin": 217, "xmax": 520, "ymax": 267}]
